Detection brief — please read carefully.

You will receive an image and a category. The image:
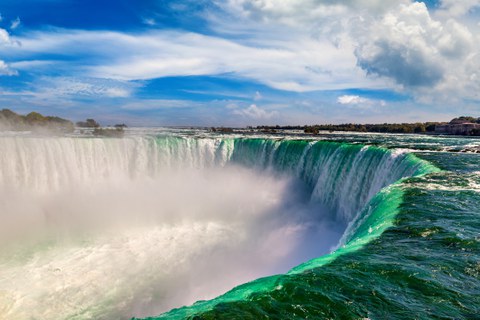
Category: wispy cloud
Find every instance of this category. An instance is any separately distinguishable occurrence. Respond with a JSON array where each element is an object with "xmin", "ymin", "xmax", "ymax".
[
  {"xmin": 10, "ymin": 17, "xmax": 21, "ymax": 30},
  {"xmin": 233, "ymin": 104, "xmax": 278, "ymax": 120},
  {"xmin": 3, "ymin": 28, "xmax": 378, "ymax": 92},
  {"xmin": 35, "ymin": 77, "xmax": 137, "ymax": 98},
  {"xmin": 142, "ymin": 18, "xmax": 156, "ymax": 26},
  {"xmin": 119, "ymin": 99, "xmax": 199, "ymax": 110}
]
